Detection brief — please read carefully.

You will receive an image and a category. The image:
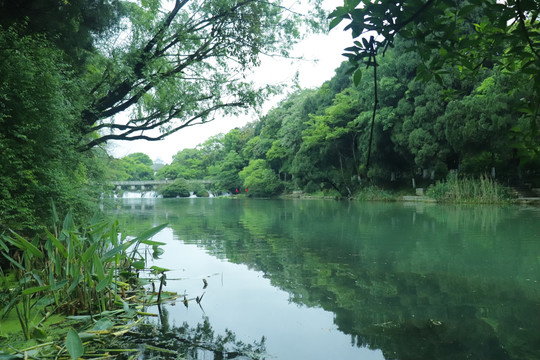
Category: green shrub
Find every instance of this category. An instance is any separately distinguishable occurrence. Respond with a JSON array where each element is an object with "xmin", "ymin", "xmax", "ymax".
[
  {"xmin": 158, "ymin": 178, "xmax": 190, "ymax": 198},
  {"xmin": 195, "ymin": 189, "xmax": 210, "ymax": 197},
  {"xmin": 190, "ymin": 182, "xmax": 209, "ymax": 197},
  {"xmin": 303, "ymin": 181, "xmax": 320, "ymax": 194},
  {"xmin": 0, "ymin": 212, "xmax": 167, "ymax": 340}
]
